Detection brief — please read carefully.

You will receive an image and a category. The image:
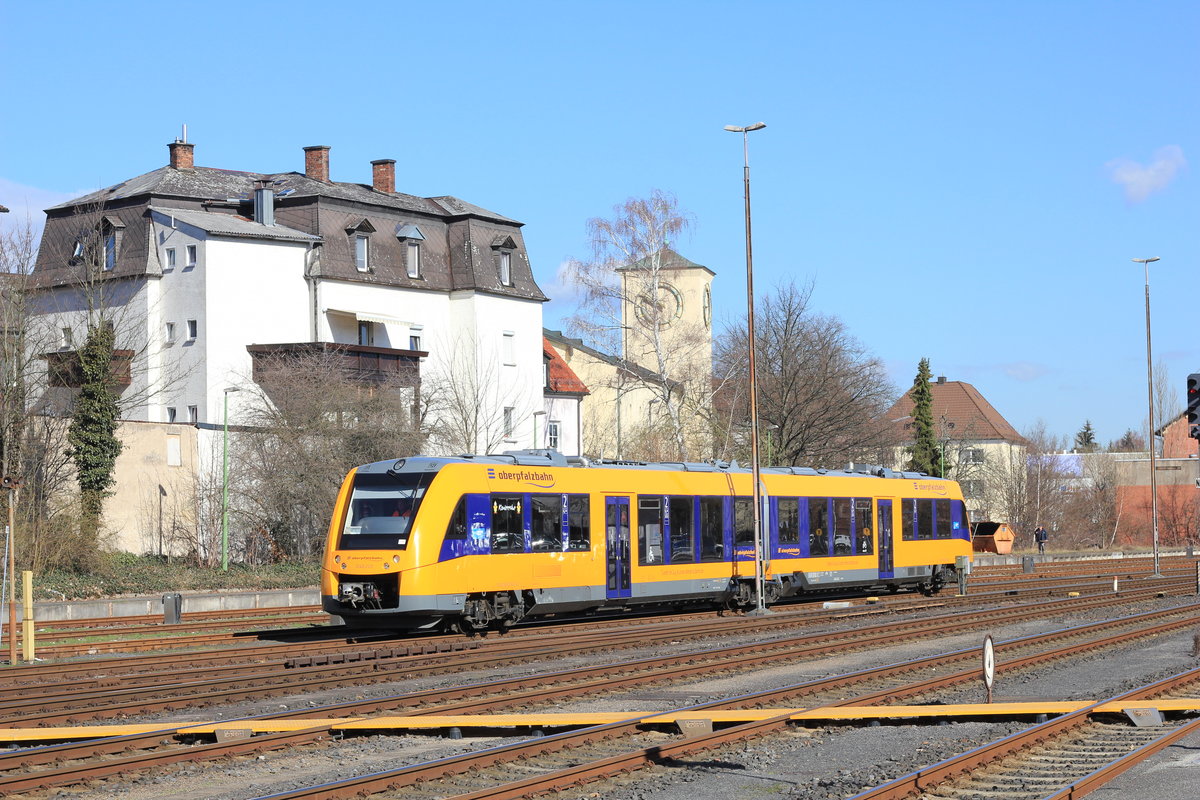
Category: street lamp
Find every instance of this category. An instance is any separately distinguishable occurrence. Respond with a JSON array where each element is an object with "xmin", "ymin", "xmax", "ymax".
[
  {"xmin": 1133, "ymin": 256, "xmax": 1161, "ymax": 576},
  {"xmin": 725, "ymin": 121, "xmax": 769, "ymax": 615},
  {"xmin": 221, "ymin": 386, "xmax": 241, "ymax": 572}
]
